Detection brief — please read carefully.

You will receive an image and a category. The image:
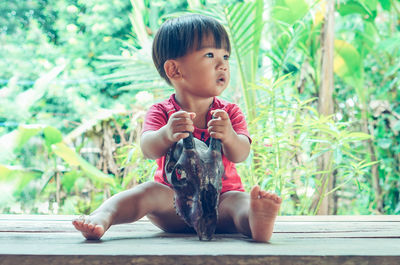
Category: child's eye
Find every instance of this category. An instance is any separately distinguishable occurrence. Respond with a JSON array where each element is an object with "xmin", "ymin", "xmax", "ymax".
[
  {"xmin": 224, "ymin": 55, "xmax": 230, "ymax": 60},
  {"xmin": 205, "ymin": 52, "xmax": 214, "ymax": 58}
]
